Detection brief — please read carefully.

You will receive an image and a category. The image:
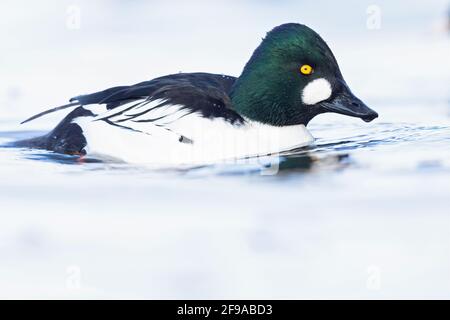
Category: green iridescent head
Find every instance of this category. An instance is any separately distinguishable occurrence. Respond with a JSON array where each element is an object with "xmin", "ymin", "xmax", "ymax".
[{"xmin": 231, "ymin": 23, "xmax": 378, "ymax": 126}]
